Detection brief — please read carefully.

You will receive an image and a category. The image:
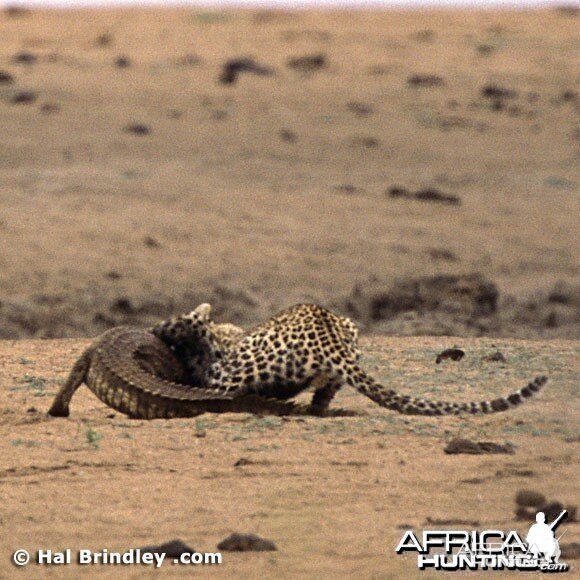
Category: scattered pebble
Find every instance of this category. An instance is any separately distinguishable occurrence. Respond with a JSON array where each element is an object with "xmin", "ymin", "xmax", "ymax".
[
  {"xmin": 480, "ymin": 84, "xmax": 518, "ymax": 100},
  {"xmin": 140, "ymin": 539, "xmax": 196, "ymax": 557},
  {"xmin": 217, "ymin": 533, "xmax": 277, "ymax": 552},
  {"xmin": 4, "ymin": 6, "xmax": 31, "ymax": 17},
  {"xmin": 13, "ymin": 51, "xmax": 37, "ymax": 65},
  {"xmin": 334, "ymin": 184, "xmax": 363, "ymax": 195},
  {"xmin": 219, "ymin": 58, "xmax": 273, "ymax": 85},
  {"xmin": 111, "ymin": 297, "xmax": 134, "ymax": 314},
  {"xmin": 114, "ymin": 56, "xmax": 131, "ymax": 68},
  {"xmin": 95, "ymin": 33, "xmax": 113, "ymax": 47},
  {"xmin": 279, "ymin": 129, "xmax": 297, "ymax": 143},
  {"xmin": 346, "ymin": 101, "xmax": 372, "ymax": 116},
  {"xmin": 124, "ymin": 123, "xmax": 151, "ymax": 135},
  {"xmin": 11, "ymin": 91, "xmax": 37, "ymax": 104},
  {"xmin": 427, "ymin": 248, "xmax": 458, "ymax": 262},
  {"xmin": 482, "ymin": 350, "xmax": 507, "ymax": 363},
  {"xmin": 415, "ymin": 188, "xmax": 461, "ymax": 205},
  {"xmin": 444, "ymin": 438, "xmax": 515, "ymax": 455},
  {"xmin": 39, "ymin": 102, "xmax": 60, "ymax": 114},
  {"xmin": 407, "ymin": 74, "xmax": 445, "ymax": 87},
  {"xmin": 143, "ymin": 235, "xmax": 161, "ymax": 248},
  {"xmin": 287, "ymin": 53, "xmax": 326, "ymax": 72},
  {"xmin": 387, "ymin": 186, "xmax": 461, "ymax": 205},
  {"xmin": 560, "ymin": 89, "xmax": 577, "ymax": 102},
  {"xmin": 0, "ymin": 70, "xmax": 14, "ymax": 84},
  {"xmin": 476, "ymin": 44, "xmax": 495, "ymax": 56},
  {"xmin": 516, "ymin": 489, "xmax": 547, "ymax": 508},
  {"xmin": 435, "ymin": 348, "xmax": 465, "ymax": 364},
  {"xmin": 350, "ymin": 135, "xmax": 379, "ymax": 148}
]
